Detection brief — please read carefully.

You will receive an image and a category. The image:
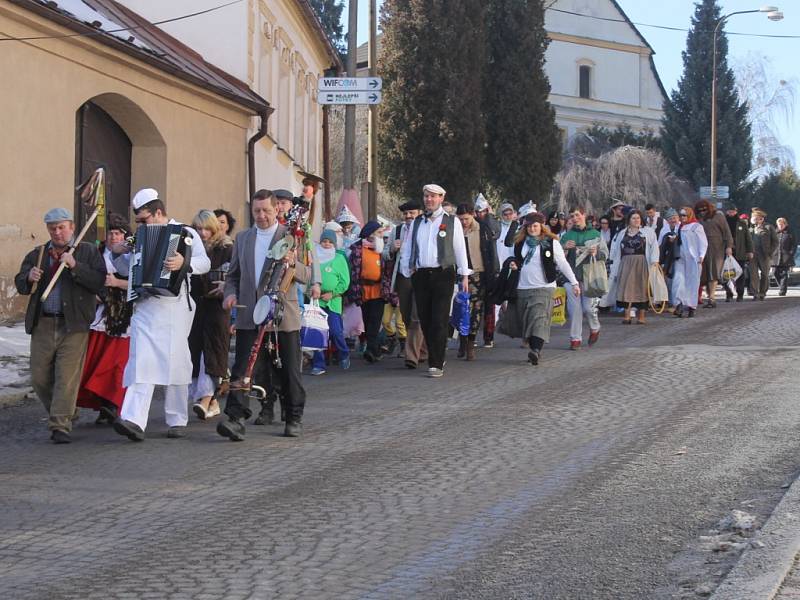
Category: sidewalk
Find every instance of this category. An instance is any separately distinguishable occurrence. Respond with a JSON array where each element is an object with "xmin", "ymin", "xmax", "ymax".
[
  {"xmin": 710, "ymin": 470, "xmax": 800, "ymax": 599},
  {"xmin": 0, "ymin": 321, "xmax": 32, "ymax": 406}
]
